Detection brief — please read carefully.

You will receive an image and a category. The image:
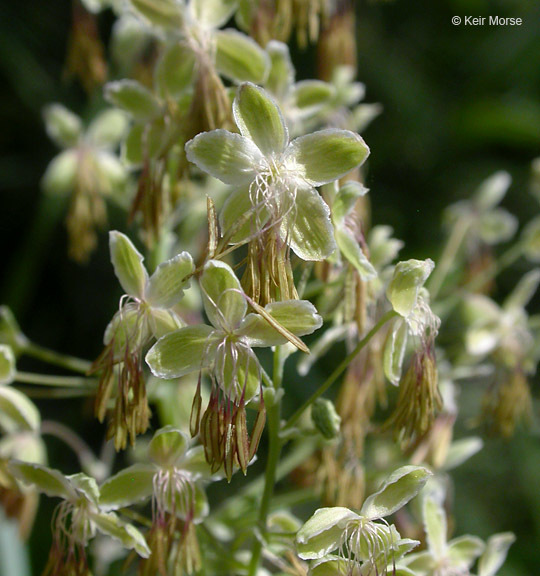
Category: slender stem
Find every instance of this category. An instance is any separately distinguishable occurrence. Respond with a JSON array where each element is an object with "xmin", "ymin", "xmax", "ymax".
[
  {"xmin": 40, "ymin": 420, "xmax": 105, "ymax": 481},
  {"xmin": 248, "ymin": 346, "xmax": 285, "ymax": 576},
  {"xmin": 14, "ymin": 386, "xmax": 96, "ymax": 399},
  {"xmin": 15, "ymin": 371, "xmax": 96, "ymax": 388},
  {"xmin": 24, "ymin": 342, "xmax": 91, "ymax": 374},
  {"xmin": 428, "ymin": 215, "xmax": 472, "ymax": 299},
  {"xmin": 282, "ymin": 309, "xmax": 397, "ymax": 434}
]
